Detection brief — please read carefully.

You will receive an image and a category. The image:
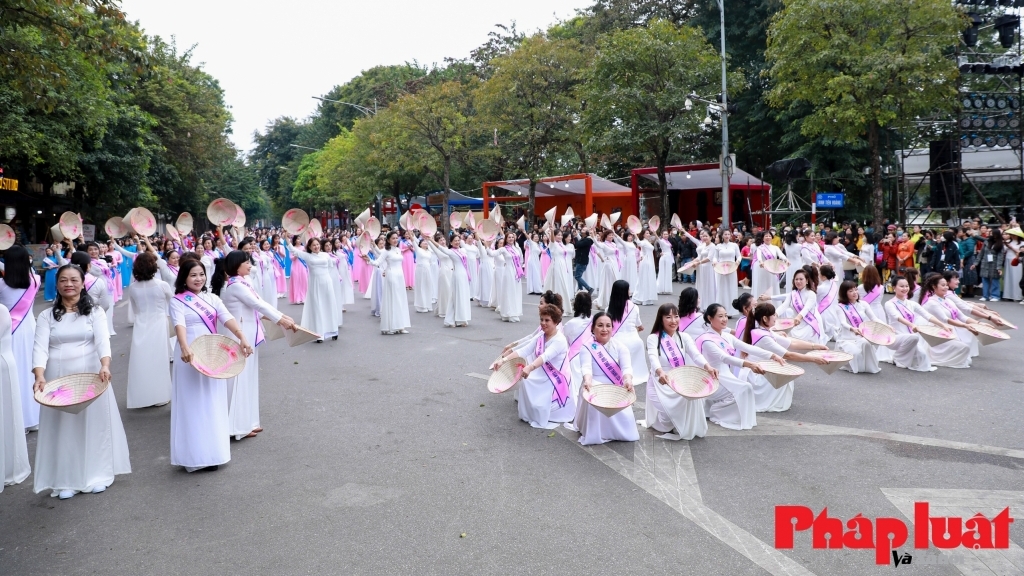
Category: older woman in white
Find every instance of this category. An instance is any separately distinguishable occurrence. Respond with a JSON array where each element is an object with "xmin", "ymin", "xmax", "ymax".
[
  {"xmin": 428, "ymin": 234, "xmax": 474, "ymax": 327},
  {"xmin": 170, "ymin": 260, "xmax": 252, "ymax": 472},
  {"xmin": 33, "ymin": 265, "xmax": 129, "ymax": 499},
  {"xmin": 293, "ymin": 238, "xmax": 340, "ymax": 341},
  {"xmin": 576, "ymin": 312, "xmax": 639, "ymax": 445},
  {"xmin": 412, "ymin": 237, "xmax": 435, "ymax": 313},
  {"xmin": 751, "ymin": 232, "xmax": 788, "ymax": 298},
  {"xmin": 594, "ymin": 230, "xmax": 620, "ymax": 310},
  {"xmin": 695, "ymin": 304, "xmax": 771, "ymax": 430},
  {"xmin": 656, "ymin": 230, "xmax": 675, "ymax": 294},
  {"xmin": 834, "ymin": 281, "xmax": 883, "ymax": 374},
  {"xmin": 645, "ymin": 304, "xmax": 718, "ymax": 441},
  {"xmin": 742, "ymin": 303, "xmax": 827, "ymax": 410},
  {"xmin": 633, "ymin": 230, "xmax": 658, "ymax": 305},
  {"xmin": 0, "ymin": 245, "xmax": 43, "ymax": 432},
  {"xmin": 884, "ymin": 277, "xmax": 940, "ymax": 372},
  {"xmin": 918, "ymin": 275, "xmax": 975, "ymax": 369},
  {"xmin": 213, "ymin": 251, "xmax": 295, "ymax": 440},
  {"xmin": 492, "ymin": 303, "xmax": 573, "ymax": 429},
  {"xmin": 126, "ymin": 253, "xmax": 174, "ymax": 408},
  {"xmin": 1, "ymin": 304, "xmax": 30, "ymax": 489},
  {"xmin": 370, "ymin": 232, "xmax": 411, "ymax": 335},
  {"xmin": 713, "ymin": 230, "xmax": 741, "ymax": 313},
  {"xmin": 769, "ymin": 268, "xmax": 826, "ymax": 345},
  {"xmin": 681, "ymin": 229, "xmax": 717, "ymax": 310}
]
